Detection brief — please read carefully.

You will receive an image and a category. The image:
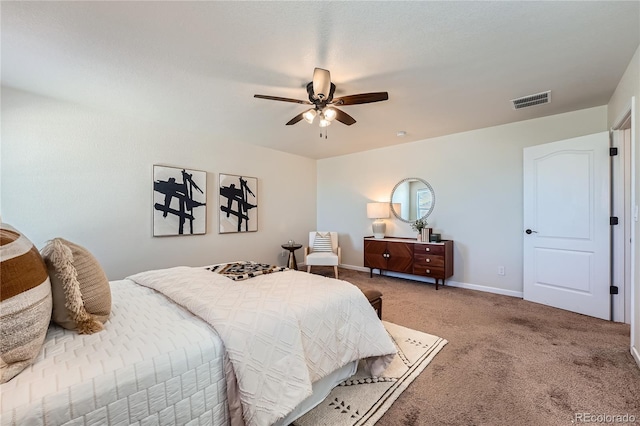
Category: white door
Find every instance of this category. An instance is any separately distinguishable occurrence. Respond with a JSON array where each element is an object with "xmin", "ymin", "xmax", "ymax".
[{"xmin": 523, "ymin": 132, "xmax": 610, "ymax": 320}]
